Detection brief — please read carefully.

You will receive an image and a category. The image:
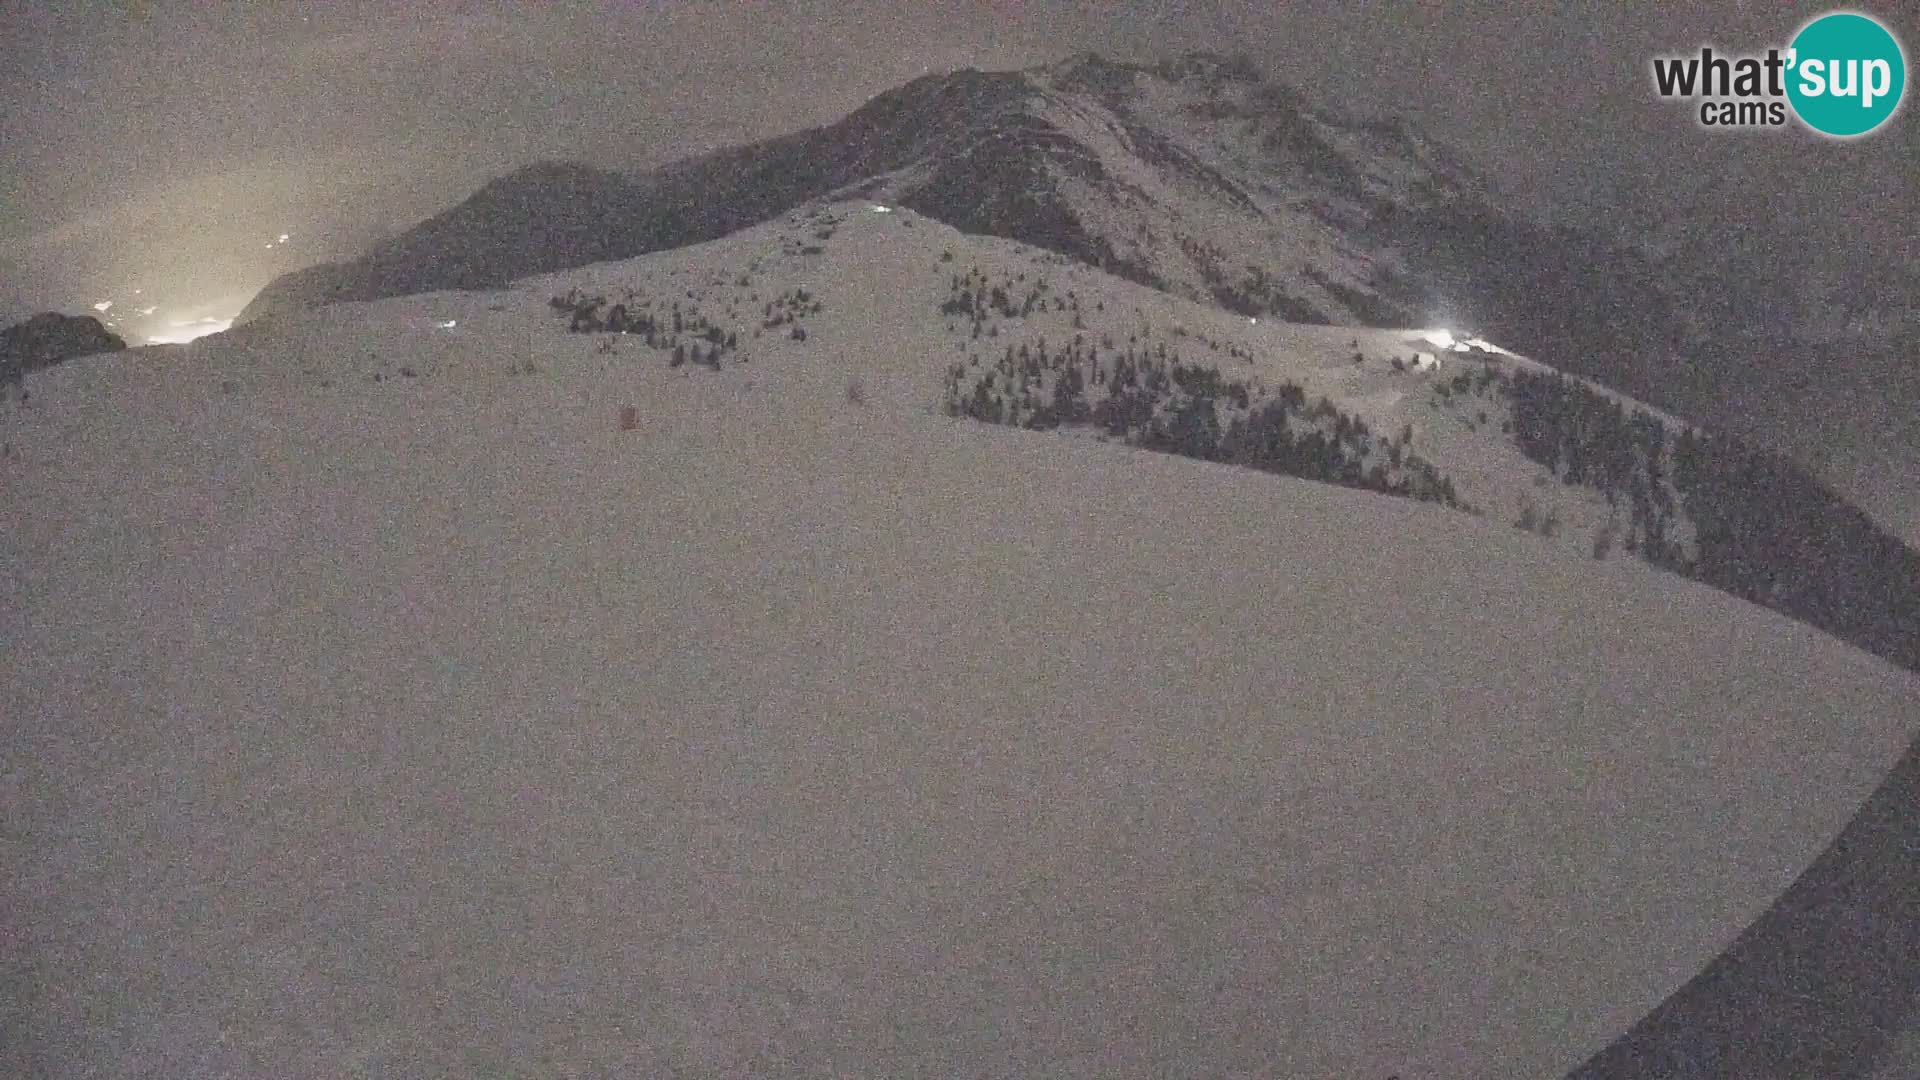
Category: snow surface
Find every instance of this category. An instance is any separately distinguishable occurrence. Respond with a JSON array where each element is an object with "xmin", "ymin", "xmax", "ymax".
[{"xmin": 4, "ymin": 203, "xmax": 1918, "ymax": 1078}]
